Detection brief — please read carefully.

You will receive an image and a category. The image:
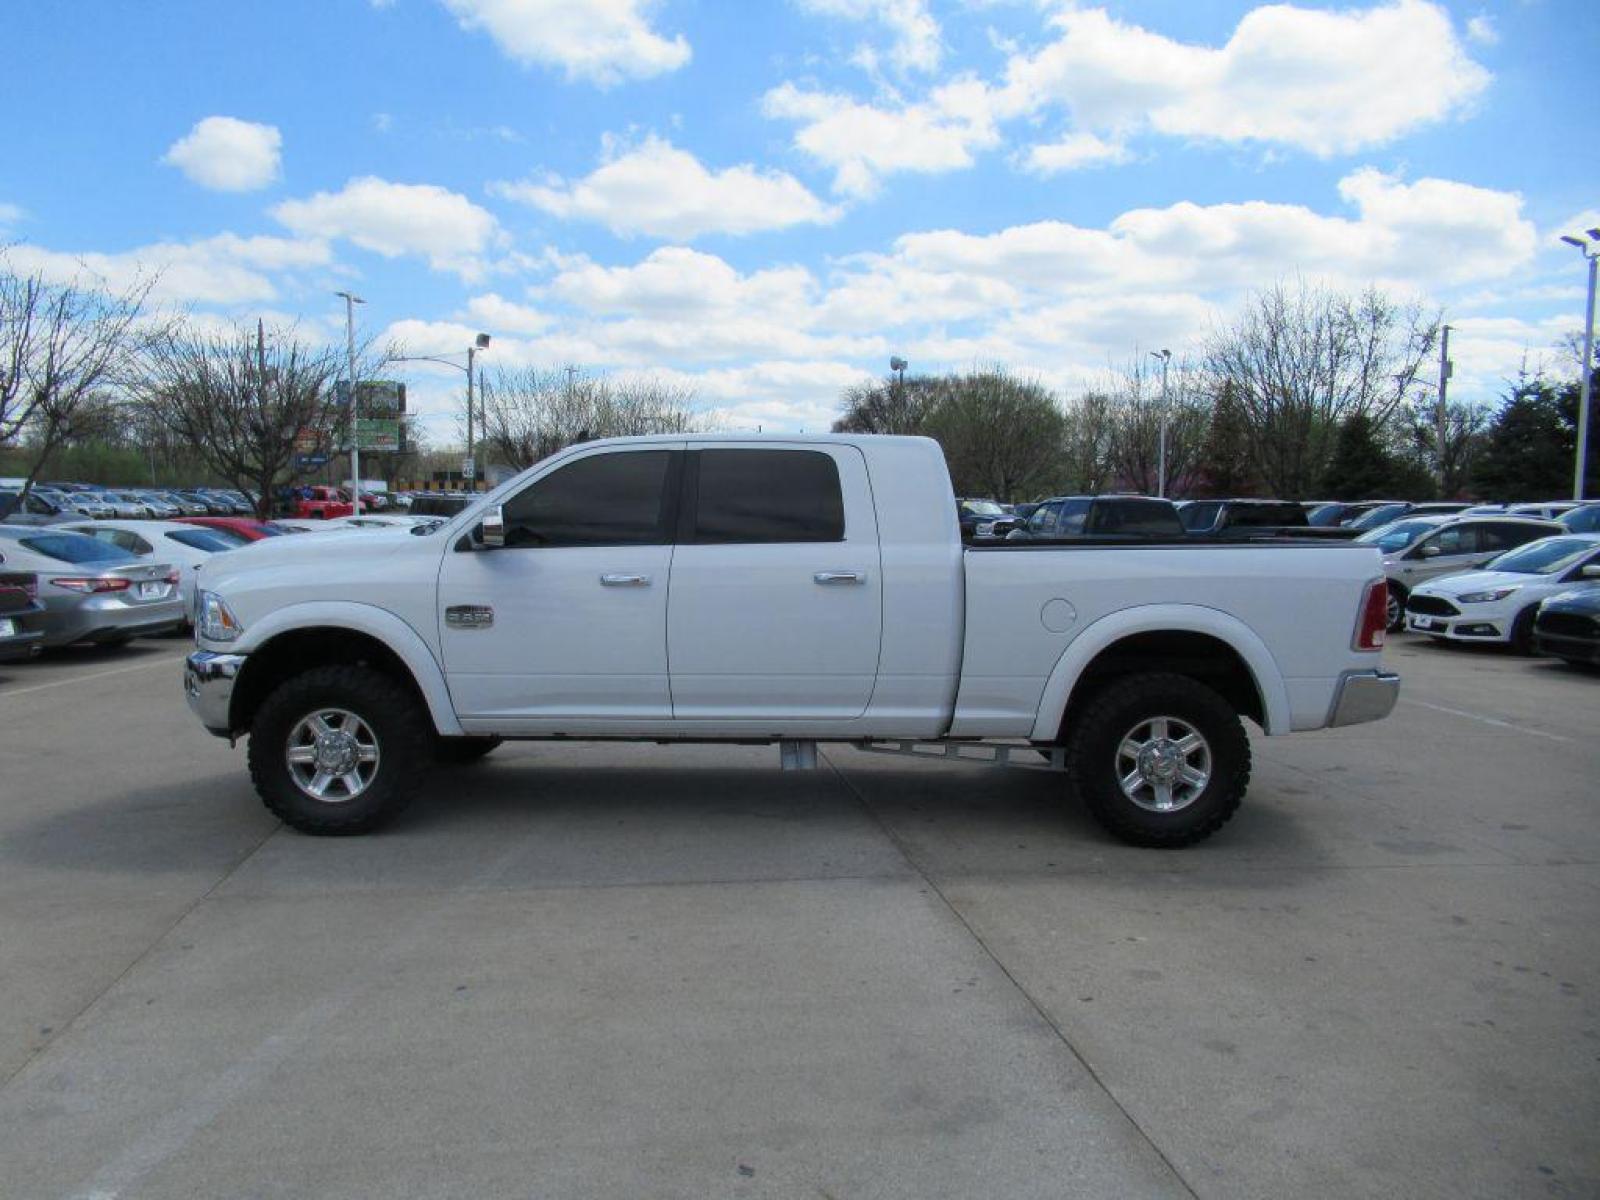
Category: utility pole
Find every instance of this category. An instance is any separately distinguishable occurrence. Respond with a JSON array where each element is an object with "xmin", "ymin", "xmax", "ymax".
[
  {"xmin": 1563, "ymin": 232, "xmax": 1599, "ymax": 501},
  {"xmin": 336, "ymin": 292, "xmax": 364, "ymax": 514},
  {"xmin": 1435, "ymin": 324, "xmax": 1451, "ymax": 491},
  {"xmin": 1151, "ymin": 349, "xmax": 1172, "ymax": 498},
  {"xmin": 466, "ymin": 343, "xmax": 477, "ymax": 493}
]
